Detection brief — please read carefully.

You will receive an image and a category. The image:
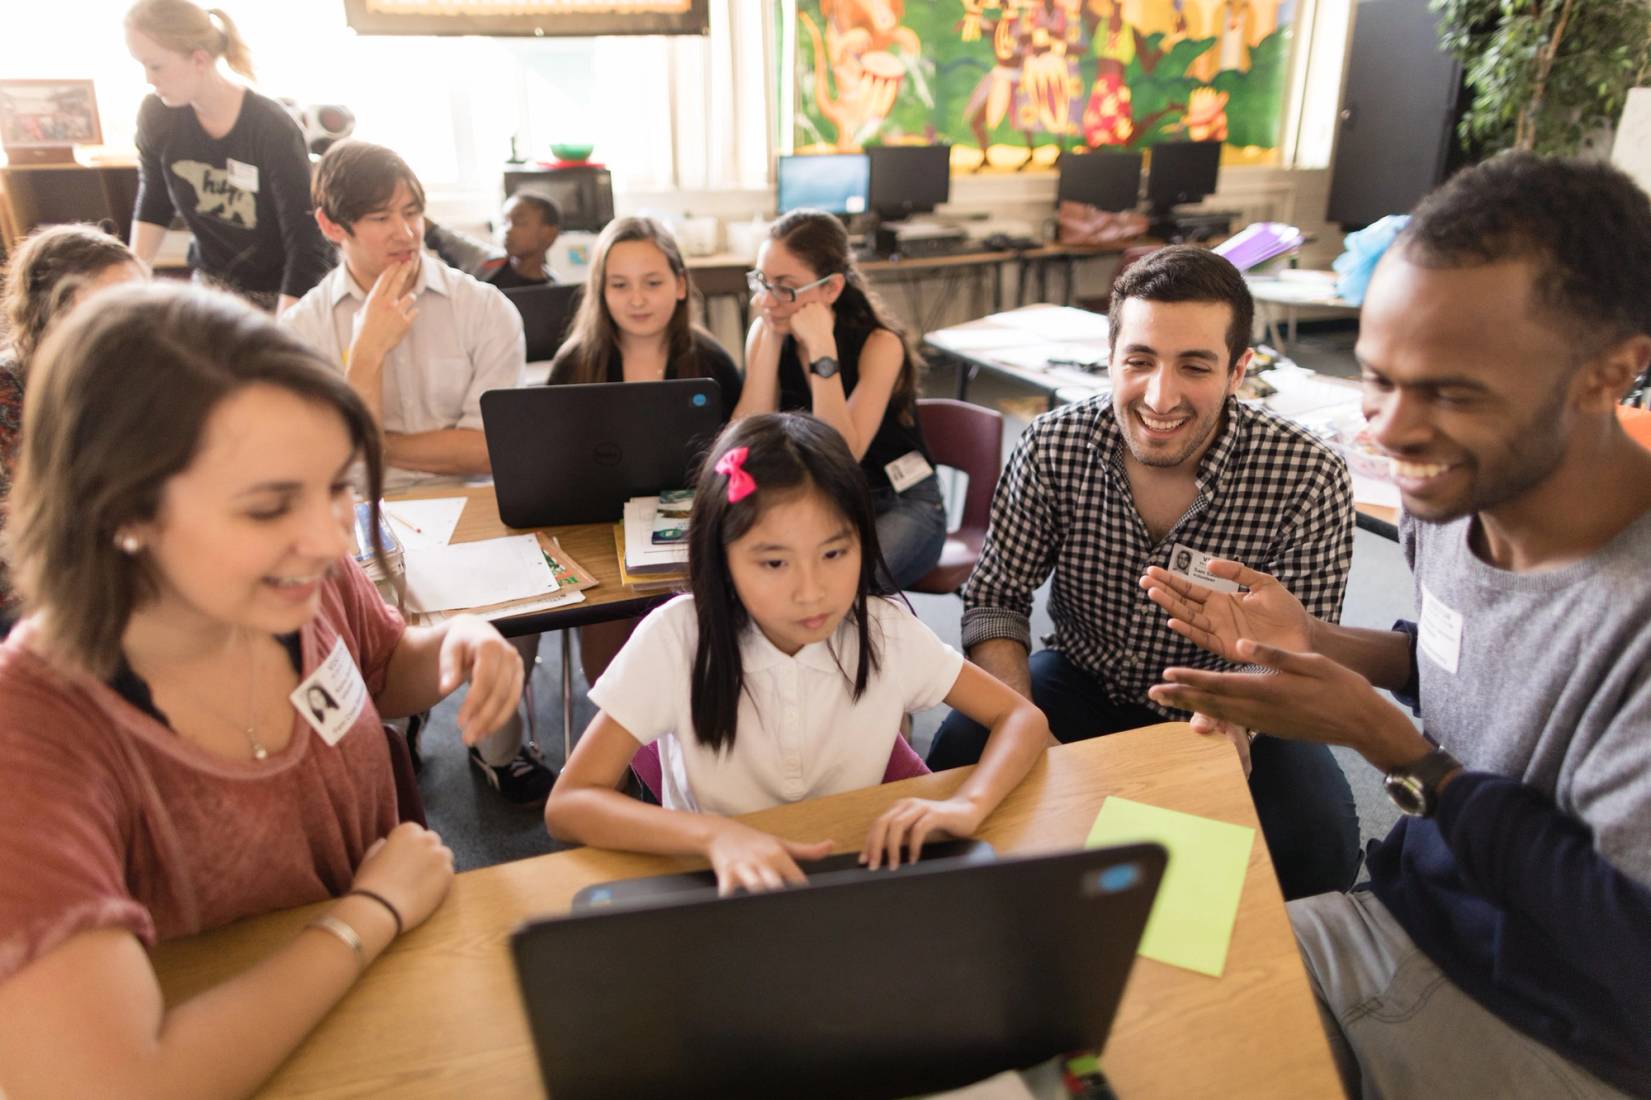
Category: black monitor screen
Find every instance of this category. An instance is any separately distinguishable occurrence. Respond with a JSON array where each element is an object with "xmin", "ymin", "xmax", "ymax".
[
  {"xmin": 1146, "ymin": 141, "xmax": 1221, "ymax": 213},
  {"xmin": 502, "ymin": 167, "xmax": 615, "ymax": 234},
  {"xmin": 777, "ymin": 153, "xmax": 870, "ymax": 216},
  {"xmin": 1057, "ymin": 151, "xmax": 1143, "ymax": 212},
  {"xmin": 867, "ymin": 144, "xmax": 951, "ymax": 219}
]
